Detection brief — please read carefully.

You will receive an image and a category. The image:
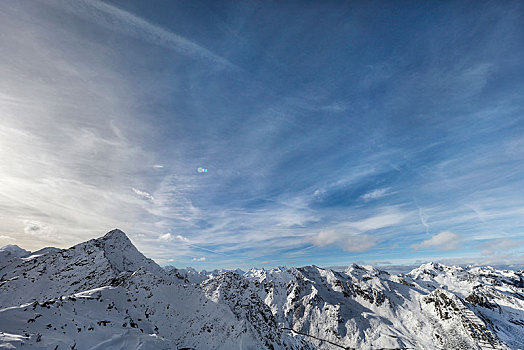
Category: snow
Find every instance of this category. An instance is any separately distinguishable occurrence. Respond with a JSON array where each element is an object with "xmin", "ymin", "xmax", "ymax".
[
  {"xmin": 22, "ymin": 247, "xmax": 62, "ymax": 261},
  {"xmin": 0, "ymin": 245, "xmax": 30, "ymax": 270},
  {"xmin": 1, "ymin": 229, "xmax": 523, "ymax": 349}
]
